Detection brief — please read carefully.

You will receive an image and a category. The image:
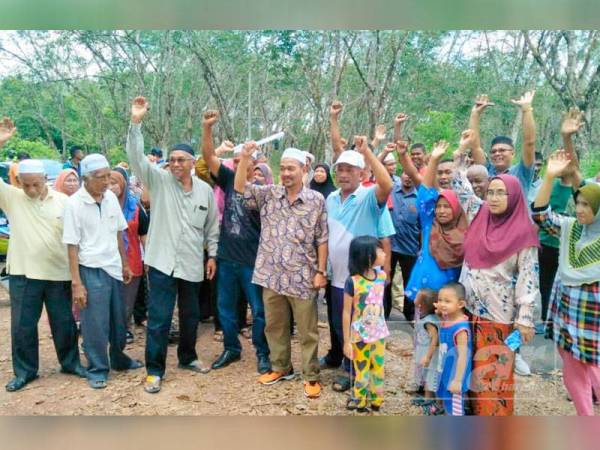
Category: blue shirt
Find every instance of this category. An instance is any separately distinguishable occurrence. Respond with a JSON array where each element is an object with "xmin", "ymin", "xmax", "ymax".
[
  {"xmin": 63, "ymin": 160, "xmax": 81, "ymax": 179},
  {"xmin": 390, "ymin": 181, "xmax": 419, "ymax": 256},
  {"xmin": 405, "ymin": 185, "xmax": 461, "ymax": 300},
  {"xmin": 486, "ymin": 159, "xmax": 534, "ymax": 200},
  {"xmin": 327, "ymin": 185, "xmax": 395, "ymax": 288}
]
